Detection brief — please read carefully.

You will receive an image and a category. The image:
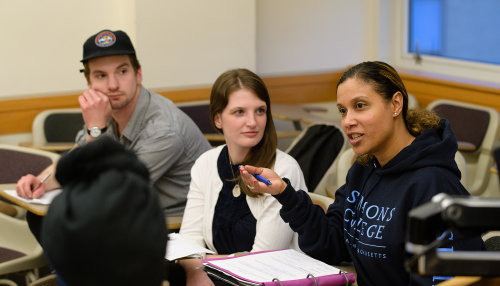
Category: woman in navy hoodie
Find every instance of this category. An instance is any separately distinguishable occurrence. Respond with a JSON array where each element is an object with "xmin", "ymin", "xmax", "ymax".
[{"xmin": 239, "ymin": 61, "xmax": 485, "ymax": 286}]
